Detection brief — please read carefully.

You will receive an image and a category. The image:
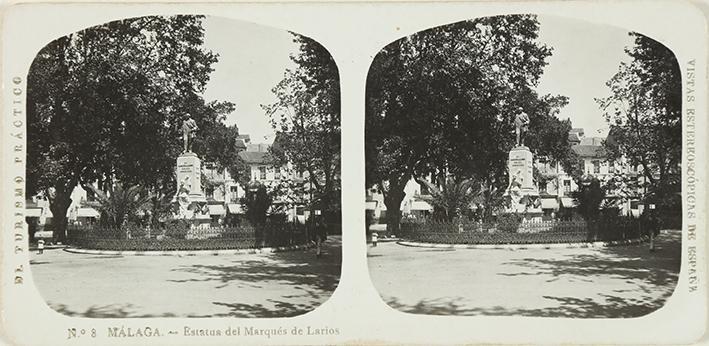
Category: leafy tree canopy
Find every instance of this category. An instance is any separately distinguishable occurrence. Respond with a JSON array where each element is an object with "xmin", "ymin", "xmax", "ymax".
[
  {"xmin": 597, "ymin": 32, "xmax": 681, "ymax": 208},
  {"xmin": 27, "ymin": 15, "xmax": 234, "ymax": 237},
  {"xmin": 365, "ymin": 15, "xmax": 571, "ymax": 229},
  {"xmin": 263, "ymin": 34, "xmax": 340, "ymax": 217}
]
